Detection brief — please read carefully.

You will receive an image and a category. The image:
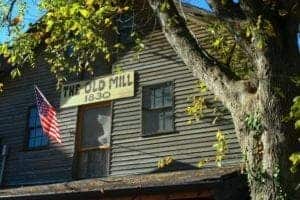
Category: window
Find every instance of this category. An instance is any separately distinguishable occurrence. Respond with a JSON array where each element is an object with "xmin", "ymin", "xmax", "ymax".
[
  {"xmin": 117, "ymin": 14, "xmax": 134, "ymax": 44},
  {"xmin": 74, "ymin": 103, "xmax": 111, "ymax": 179},
  {"xmin": 142, "ymin": 82, "xmax": 174, "ymax": 136},
  {"xmin": 26, "ymin": 106, "xmax": 49, "ymax": 149}
]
